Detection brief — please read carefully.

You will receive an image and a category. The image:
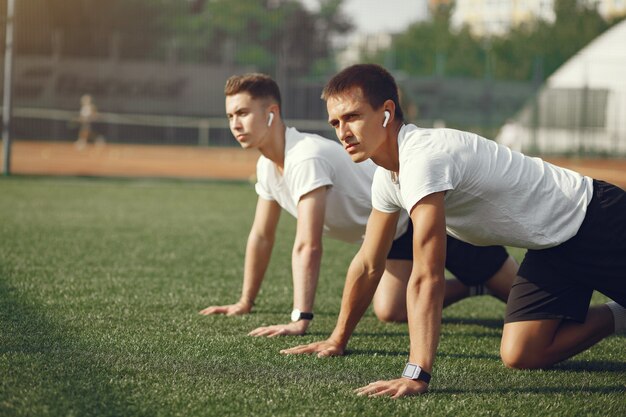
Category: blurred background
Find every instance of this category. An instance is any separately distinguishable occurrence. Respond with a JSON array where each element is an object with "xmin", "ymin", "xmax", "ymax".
[{"xmin": 1, "ymin": 0, "xmax": 625, "ymax": 178}]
